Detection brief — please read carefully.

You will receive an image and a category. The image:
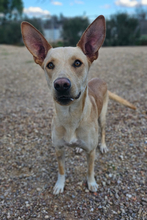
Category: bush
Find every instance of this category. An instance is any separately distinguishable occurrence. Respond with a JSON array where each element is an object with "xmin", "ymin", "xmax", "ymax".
[
  {"xmin": 22, "ymin": 17, "xmax": 44, "ymax": 34},
  {"xmin": 136, "ymin": 35, "xmax": 147, "ymax": 45},
  {"xmin": 0, "ymin": 21, "xmax": 22, "ymax": 45},
  {"xmin": 0, "ymin": 18, "xmax": 43, "ymax": 45},
  {"xmin": 104, "ymin": 13, "xmax": 140, "ymax": 46},
  {"xmin": 52, "ymin": 41, "xmax": 64, "ymax": 48},
  {"xmin": 62, "ymin": 17, "xmax": 89, "ymax": 46}
]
